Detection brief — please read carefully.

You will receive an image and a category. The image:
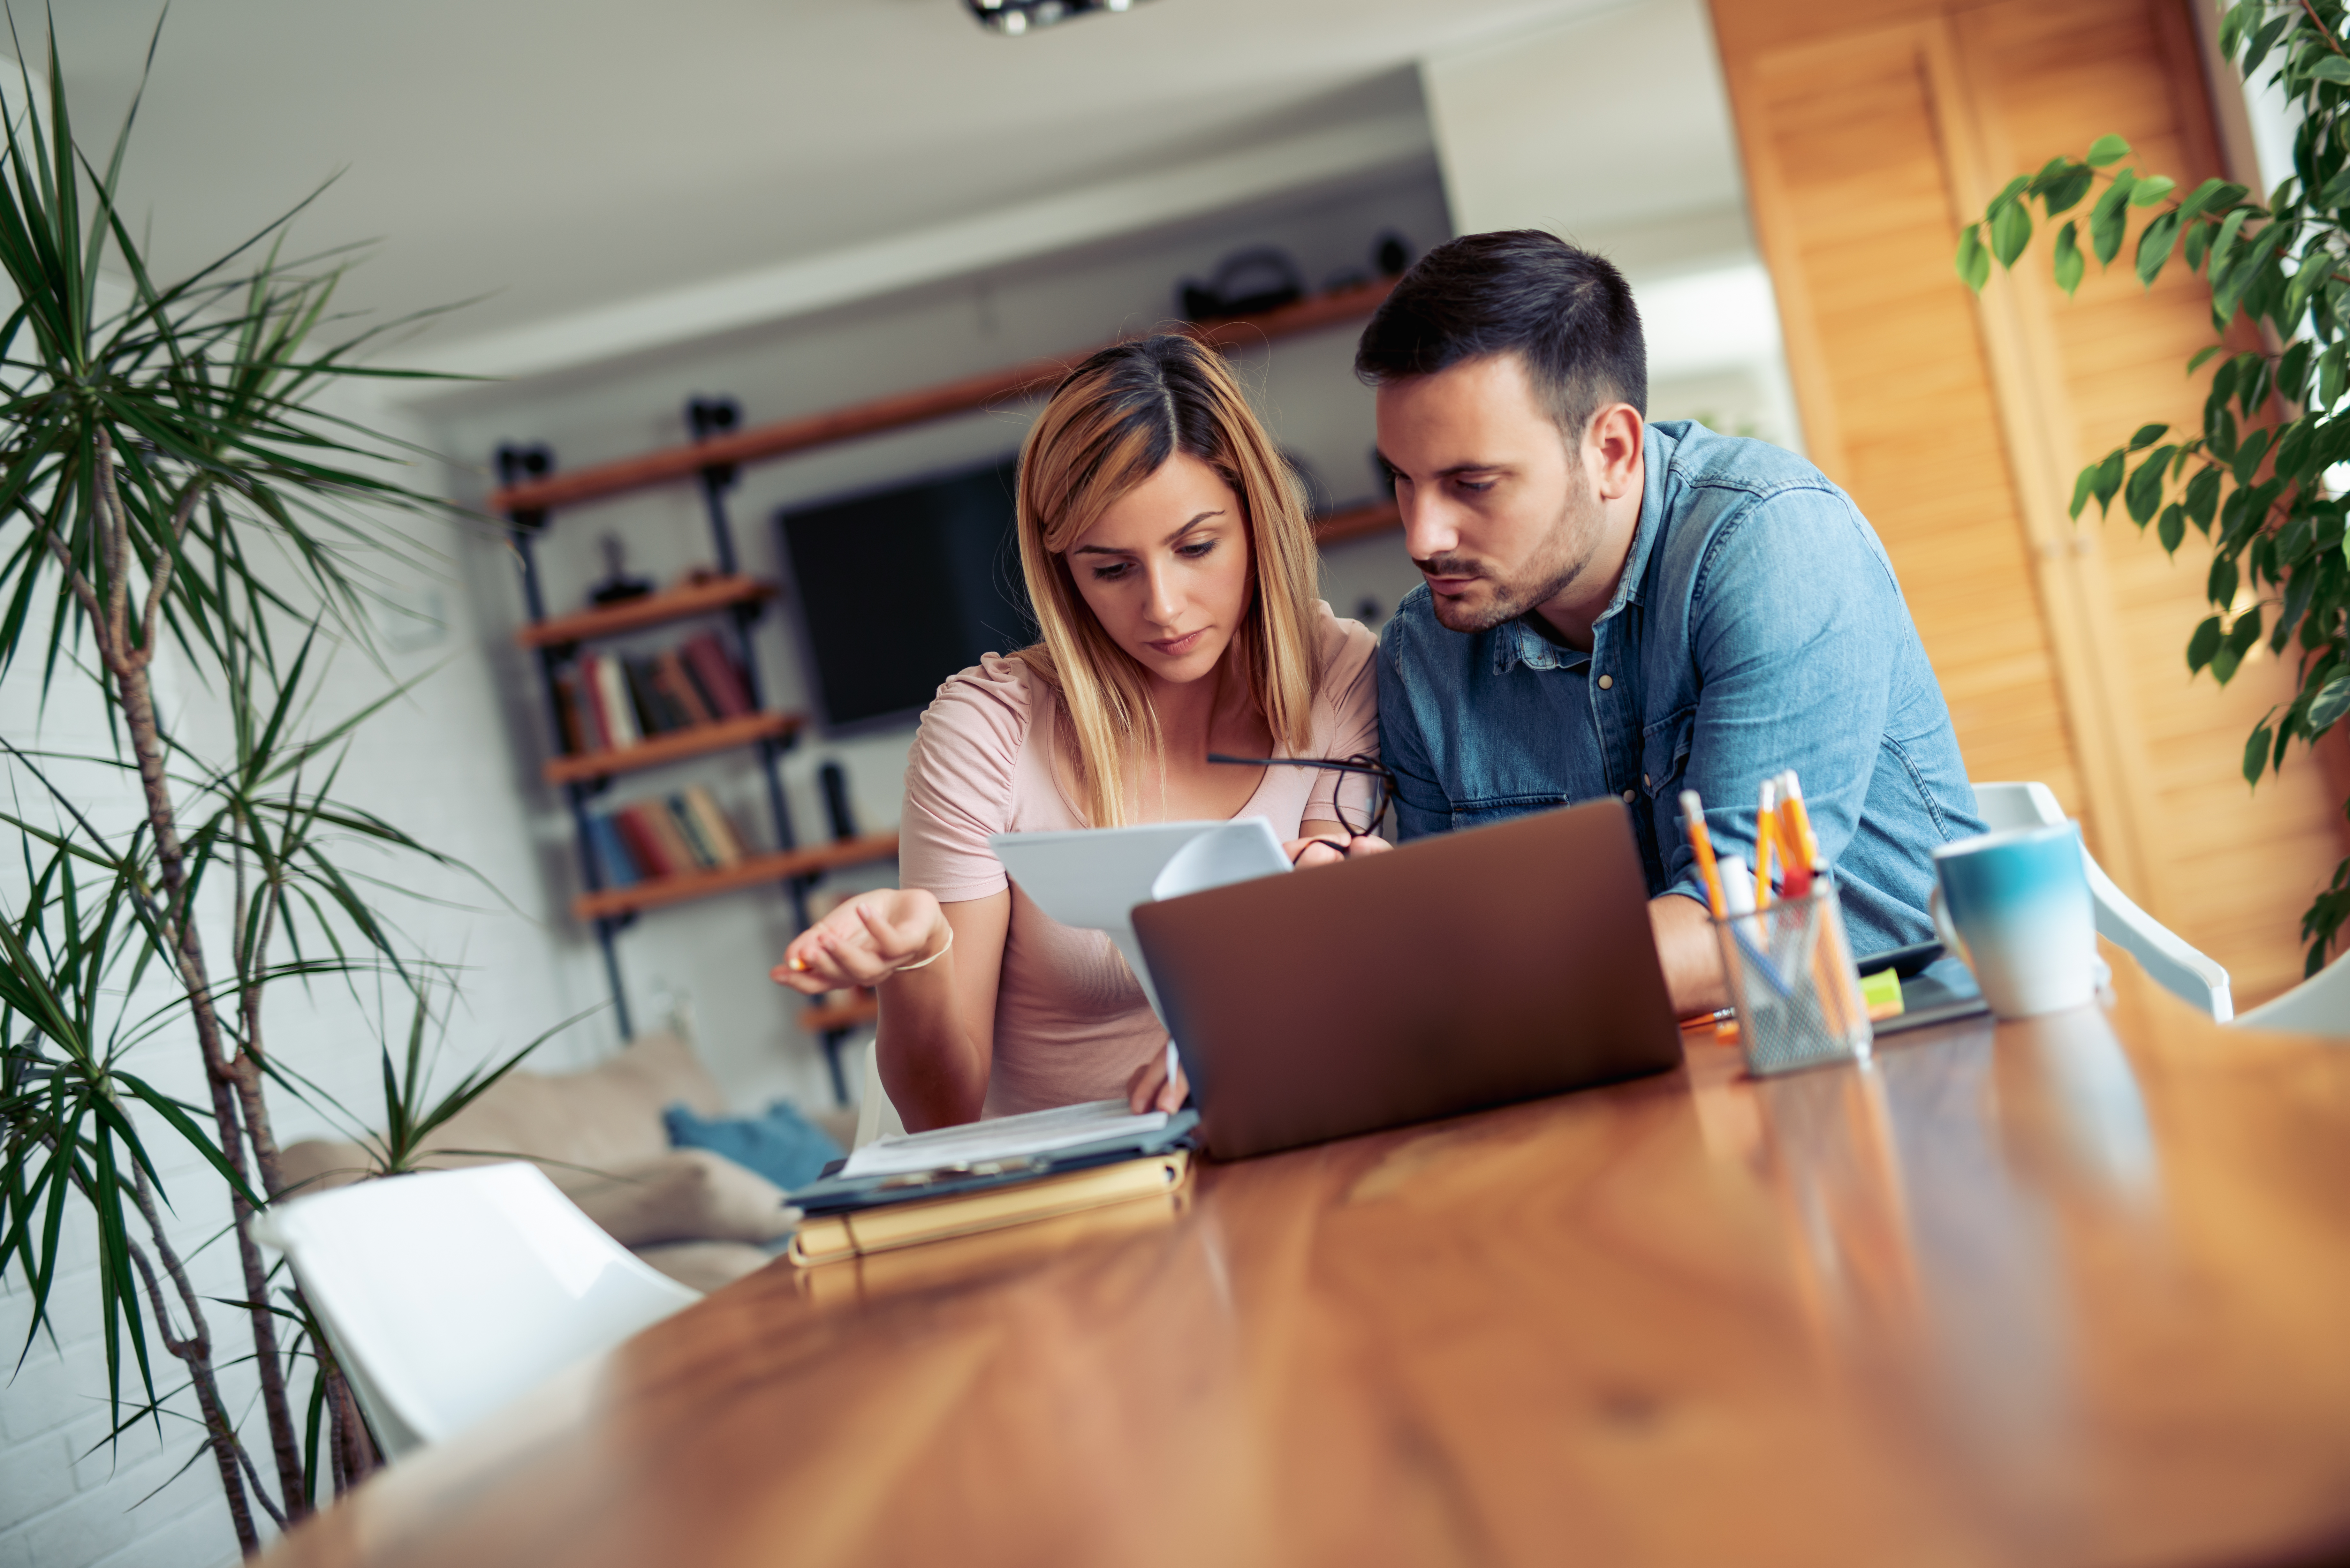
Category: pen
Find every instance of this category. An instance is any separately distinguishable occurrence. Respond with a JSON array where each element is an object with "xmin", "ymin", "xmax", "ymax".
[
  {"xmin": 1679, "ymin": 789, "xmax": 1729, "ymax": 920},
  {"xmin": 1164, "ymin": 1039, "xmax": 1179, "ymax": 1108}
]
